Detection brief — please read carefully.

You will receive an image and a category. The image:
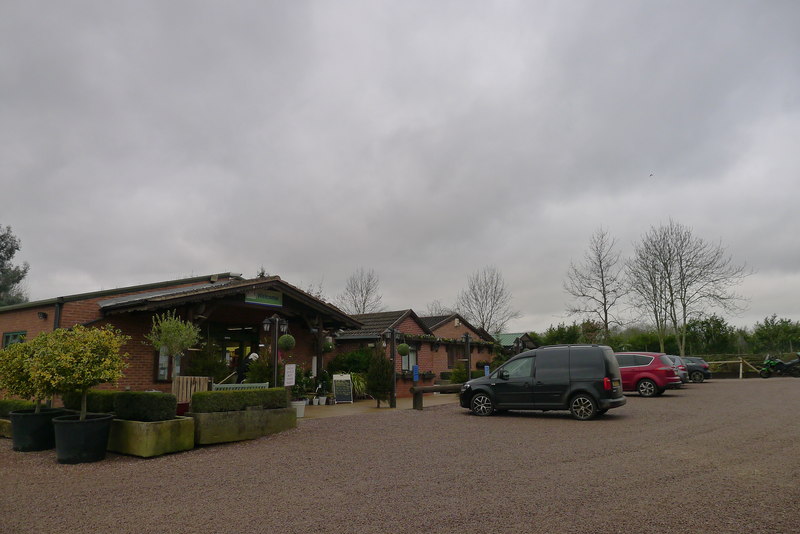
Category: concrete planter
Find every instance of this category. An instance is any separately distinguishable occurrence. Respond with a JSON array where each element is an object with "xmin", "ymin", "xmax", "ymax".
[
  {"xmin": 0, "ymin": 418, "xmax": 12, "ymax": 438},
  {"xmin": 107, "ymin": 416, "xmax": 195, "ymax": 458},
  {"xmin": 189, "ymin": 407, "xmax": 296, "ymax": 446}
]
